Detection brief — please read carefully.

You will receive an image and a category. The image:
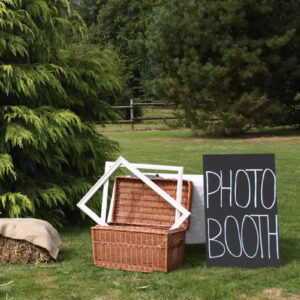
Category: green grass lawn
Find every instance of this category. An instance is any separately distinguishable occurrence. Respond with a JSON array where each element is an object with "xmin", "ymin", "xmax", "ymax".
[{"xmin": 1, "ymin": 128, "xmax": 300, "ymax": 299}]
